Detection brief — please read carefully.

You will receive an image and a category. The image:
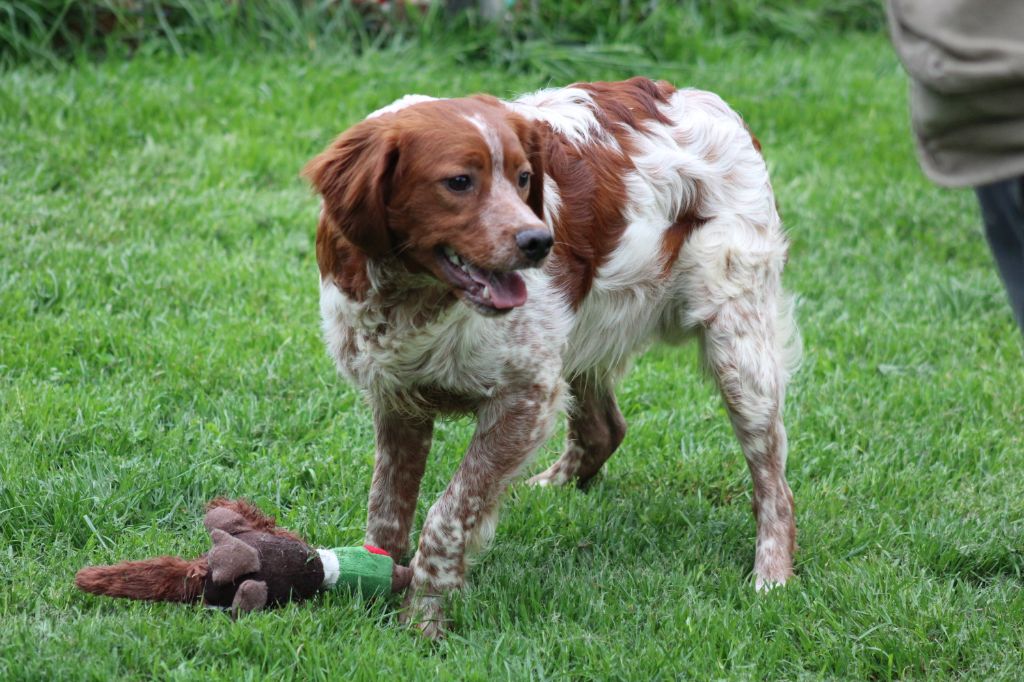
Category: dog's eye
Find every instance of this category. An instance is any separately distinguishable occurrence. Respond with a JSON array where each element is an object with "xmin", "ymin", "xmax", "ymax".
[
  {"xmin": 517, "ymin": 171, "xmax": 531, "ymax": 189},
  {"xmin": 445, "ymin": 175, "xmax": 472, "ymax": 192}
]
